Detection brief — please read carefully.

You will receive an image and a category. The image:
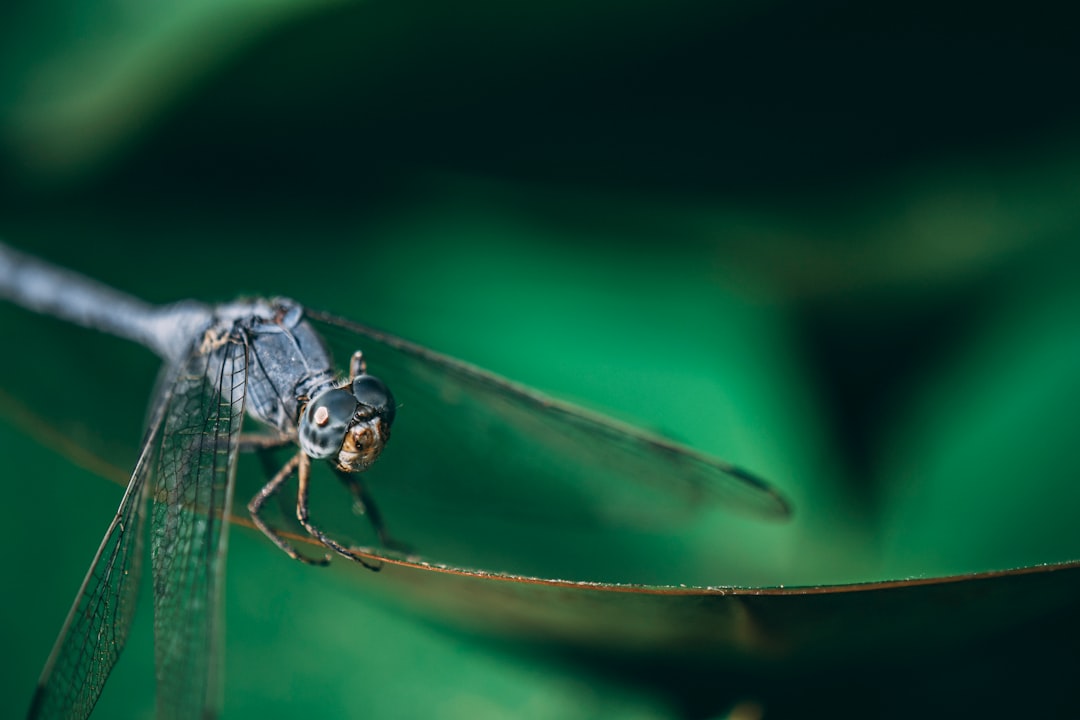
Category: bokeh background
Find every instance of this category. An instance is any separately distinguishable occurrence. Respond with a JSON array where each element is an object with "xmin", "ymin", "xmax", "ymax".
[{"xmin": 2, "ymin": 1, "xmax": 1079, "ymax": 718}]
